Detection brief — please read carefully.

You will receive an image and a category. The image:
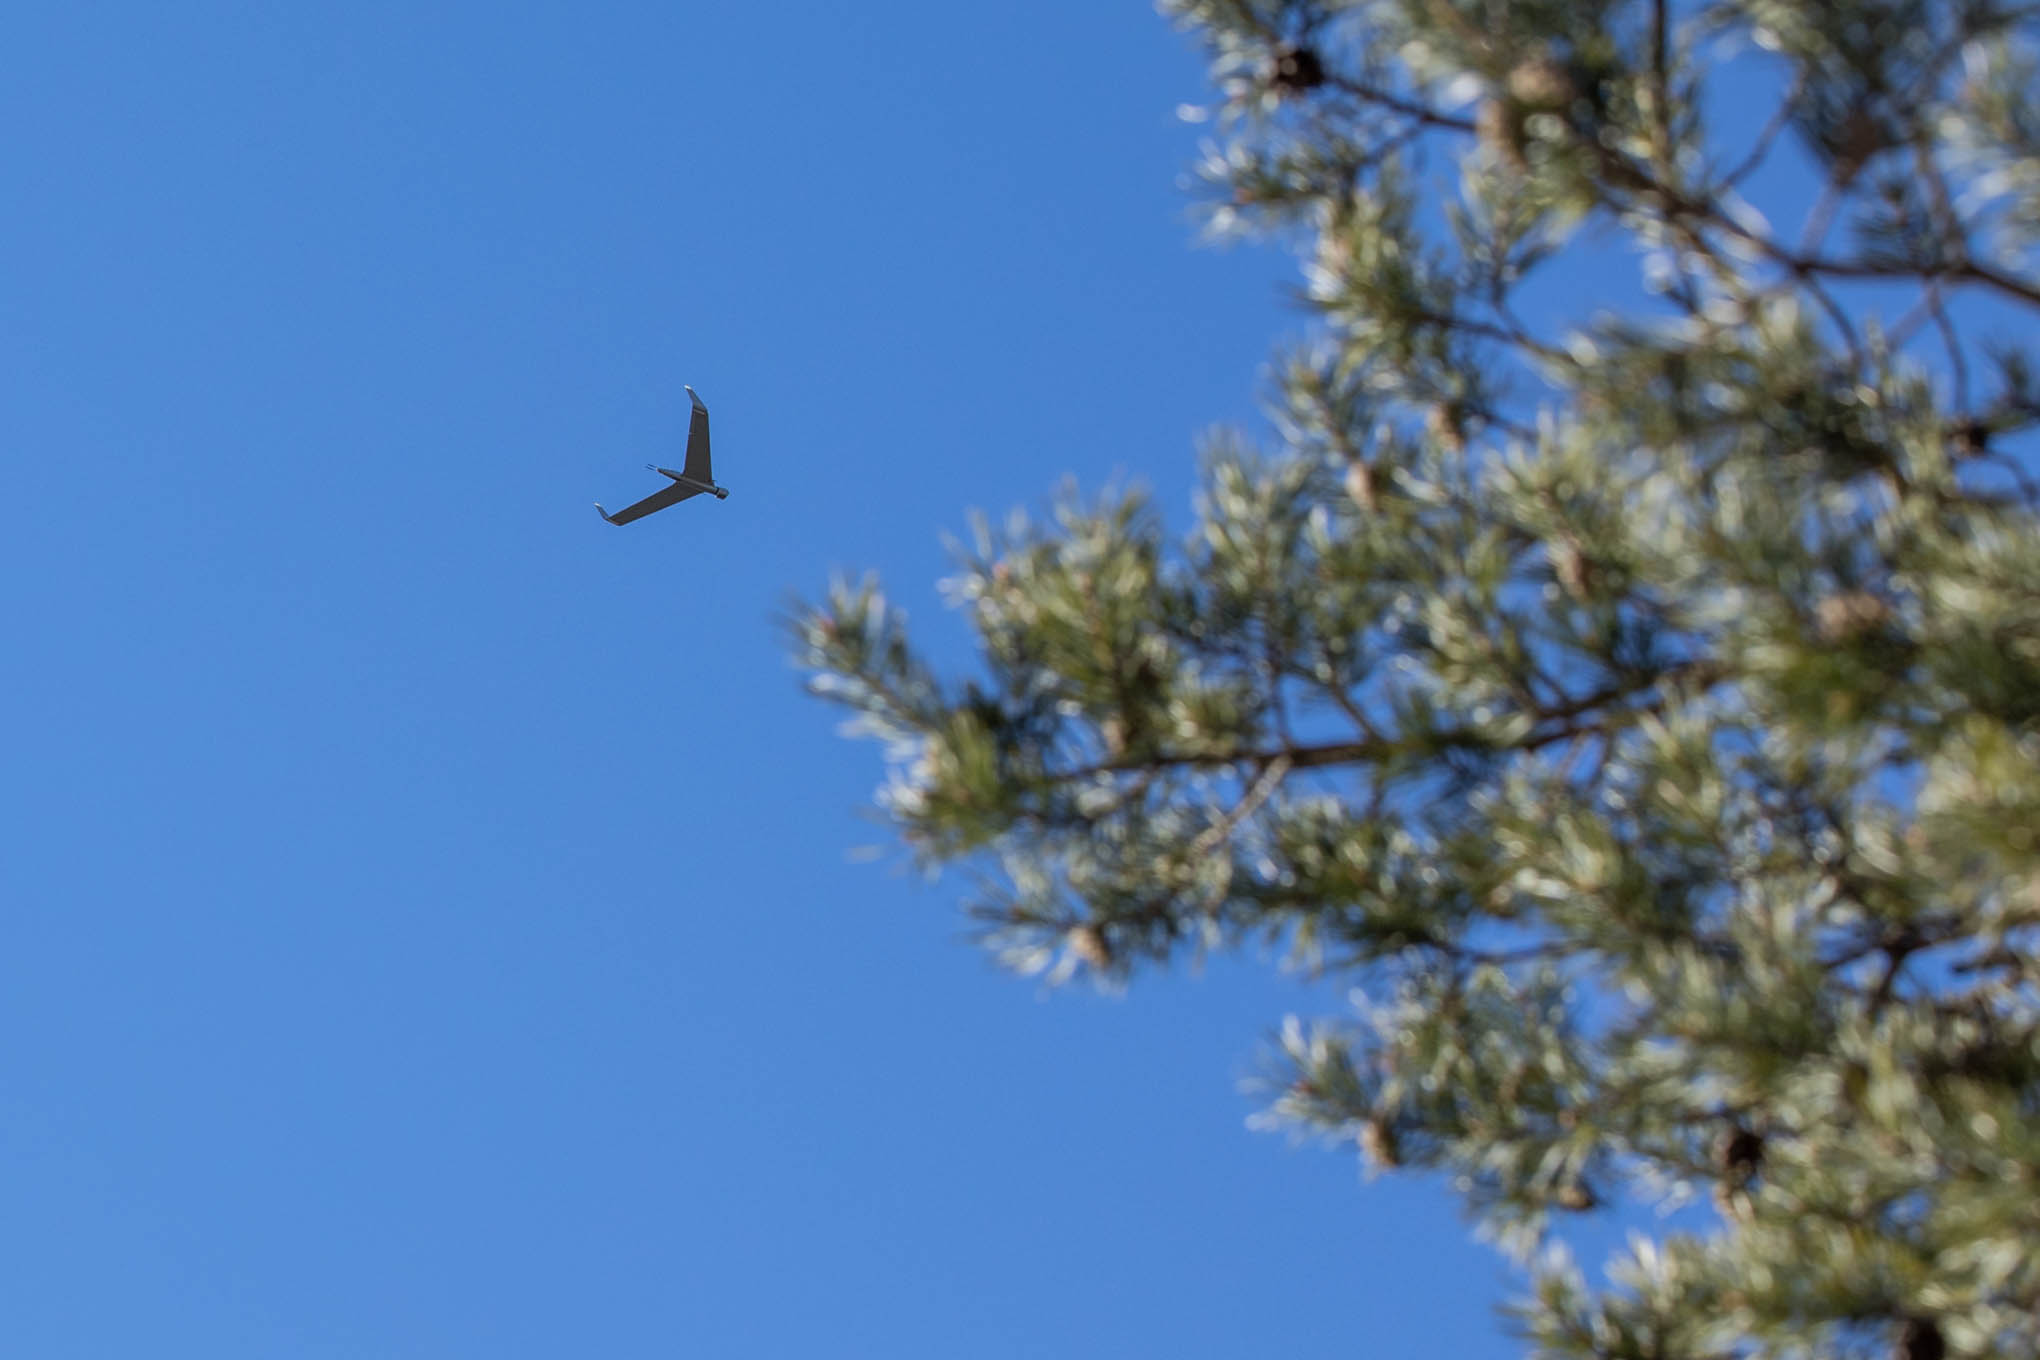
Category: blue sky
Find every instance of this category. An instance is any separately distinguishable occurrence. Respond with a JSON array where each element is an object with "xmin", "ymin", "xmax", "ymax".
[{"xmin": 0, "ymin": 3, "xmax": 1540, "ymax": 1356}]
